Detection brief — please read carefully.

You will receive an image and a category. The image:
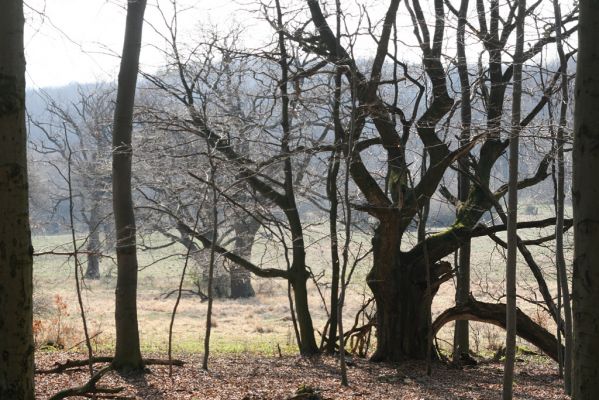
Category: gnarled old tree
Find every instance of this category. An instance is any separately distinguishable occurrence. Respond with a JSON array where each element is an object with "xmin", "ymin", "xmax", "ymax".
[
  {"xmin": 143, "ymin": 0, "xmax": 576, "ymax": 361},
  {"xmin": 0, "ymin": 0, "xmax": 34, "ymax": 397},
  {"xmin": 298, "ymin": 0, "xmax": 578, "ymax": 361}
]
